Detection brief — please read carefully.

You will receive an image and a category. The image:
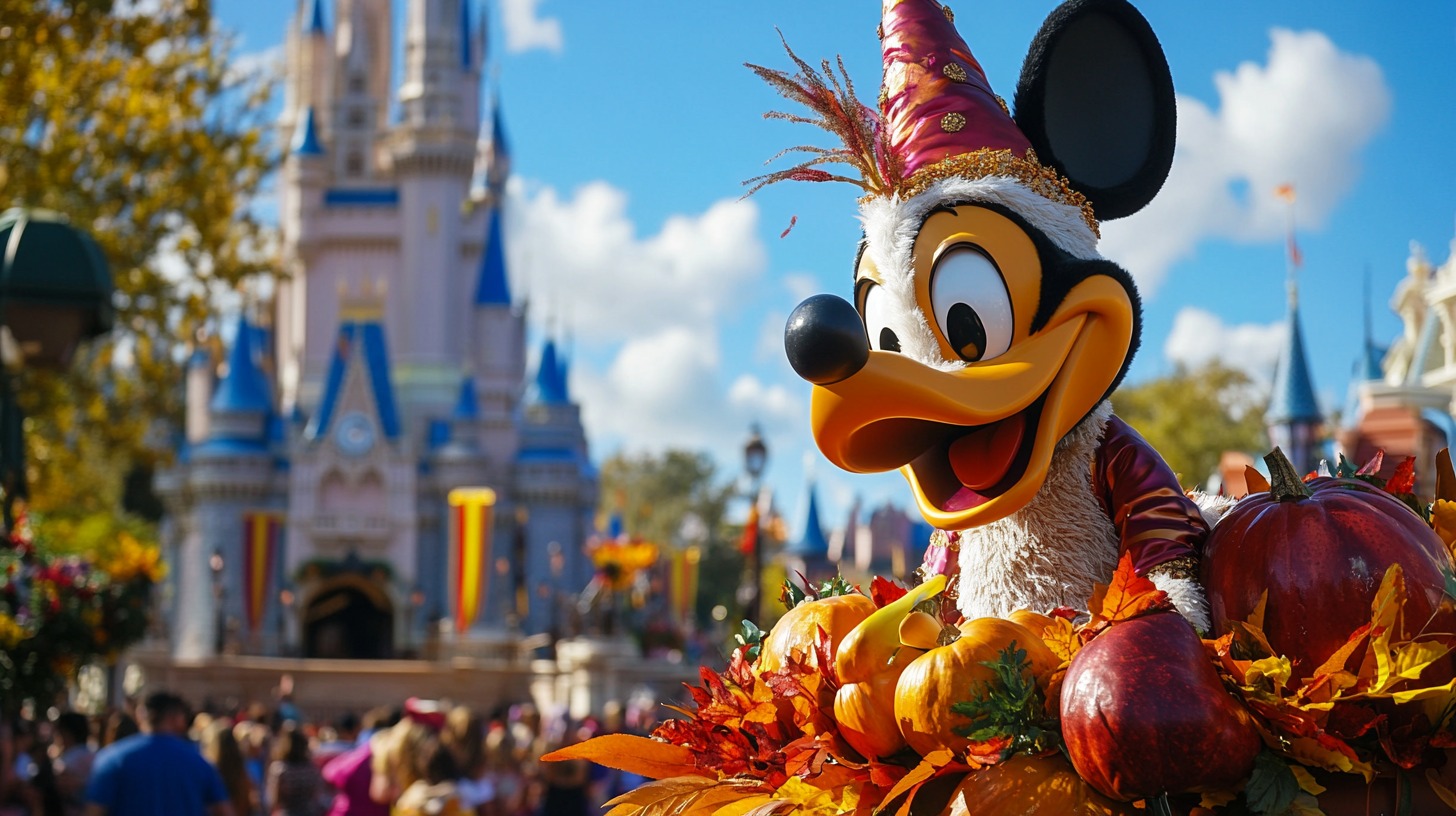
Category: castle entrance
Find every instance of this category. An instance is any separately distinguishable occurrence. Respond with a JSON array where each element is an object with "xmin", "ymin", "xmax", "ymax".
[{"xmin": 303, "ymin": 576, "xmax": 394, "ymax": 659}]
